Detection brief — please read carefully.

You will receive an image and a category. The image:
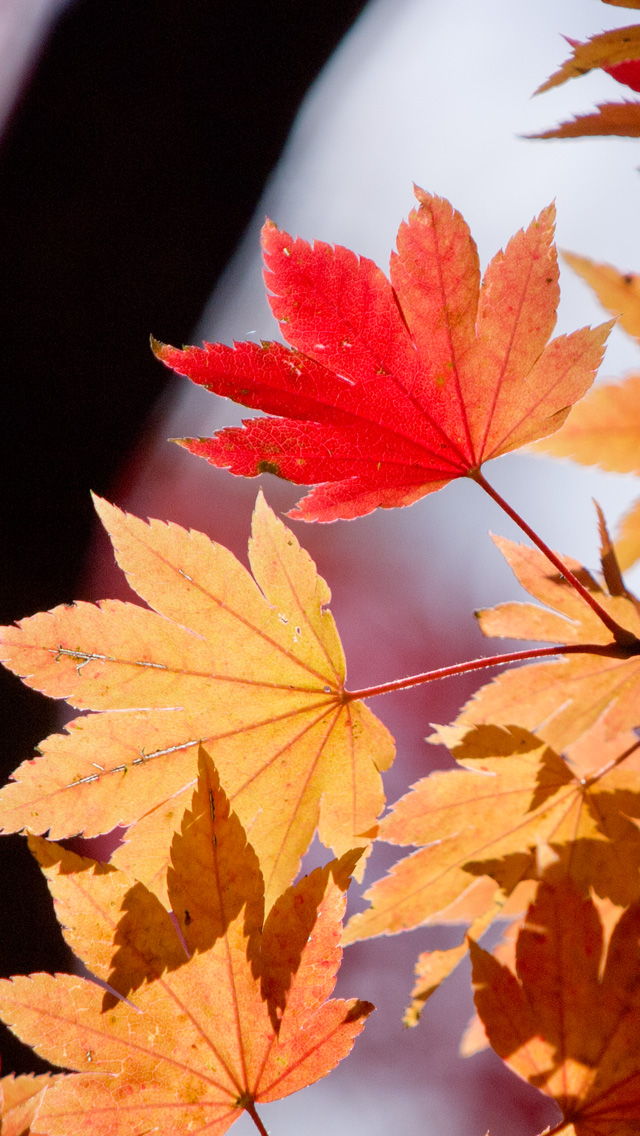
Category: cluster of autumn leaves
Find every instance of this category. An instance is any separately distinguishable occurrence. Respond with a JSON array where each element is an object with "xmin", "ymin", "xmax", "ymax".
[
  {"xmin": 4, "ymin": 97, "xmax": 640, "ymax": 1136},
  {"xmin": 532, "ymin": 0, "xmax": 640, "ymax": 141}
]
